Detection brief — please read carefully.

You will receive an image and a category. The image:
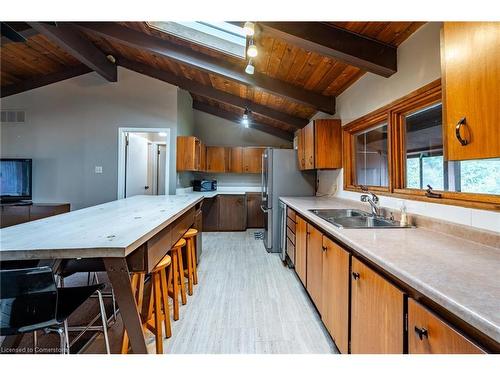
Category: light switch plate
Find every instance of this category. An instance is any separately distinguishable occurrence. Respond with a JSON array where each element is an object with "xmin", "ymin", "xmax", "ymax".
[{"xmin": 95, "ymin": 166, "xmax": 103, "ymax": 174}]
